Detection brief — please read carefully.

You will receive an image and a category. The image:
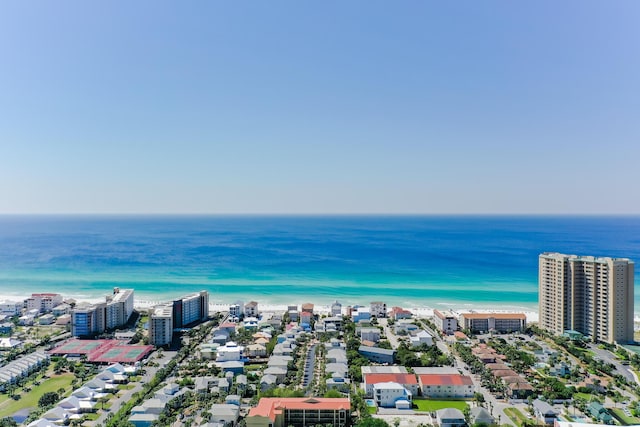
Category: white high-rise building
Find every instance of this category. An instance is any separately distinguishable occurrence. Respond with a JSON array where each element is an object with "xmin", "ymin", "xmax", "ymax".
[
  {"xmin": 149, "ymin": 305, "xmax": 173, "ymax": 346},
  {"xmin": 539, "ymin": 252, "xmax": 634, "ymax": 344},
  {"xmin": 105, "ymin": 288, "xmax": 134, "ymax": 329}
]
